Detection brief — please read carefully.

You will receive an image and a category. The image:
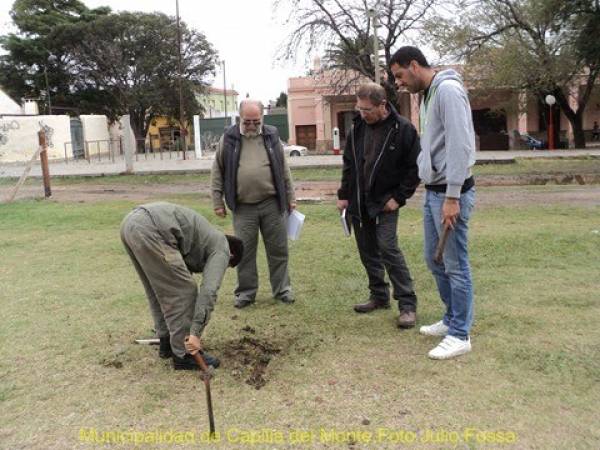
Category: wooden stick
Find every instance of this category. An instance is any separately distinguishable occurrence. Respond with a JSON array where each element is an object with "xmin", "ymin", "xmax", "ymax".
[
  {"xmin": 434, "ymin": 225, "xmax": 451, "ymax": 264},
  {"xmin": 39, "ymin": 131, "xmax": 51, "ymax": 198},
  {"xmin": 4, "ymin": 145, "xmax": 43, "ymax": 203},
  {"xmin": 192, "ymin": 353, "xmax": 216, "ymax": 436}
]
